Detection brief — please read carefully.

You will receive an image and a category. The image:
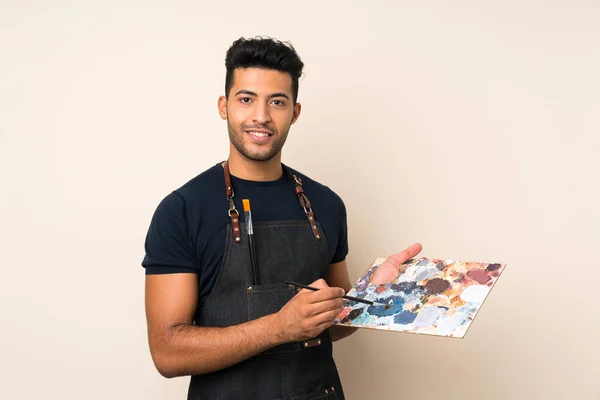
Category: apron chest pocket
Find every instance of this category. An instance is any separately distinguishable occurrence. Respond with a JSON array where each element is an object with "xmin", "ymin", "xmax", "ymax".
[
  {"xmin": 247, "ymin": 281, "xmax": 296, "ymax": 320},
  {"xmin": 247, "ymin": 282, "xmax": 300, "ymax": 355}
]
